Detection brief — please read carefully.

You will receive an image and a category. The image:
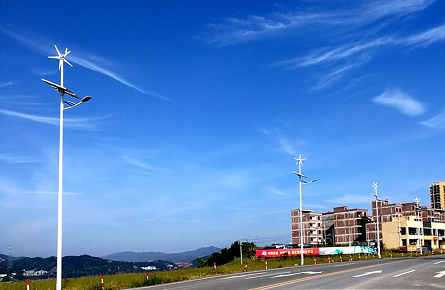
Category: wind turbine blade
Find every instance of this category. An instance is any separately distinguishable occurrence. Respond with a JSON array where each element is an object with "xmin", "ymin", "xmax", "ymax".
[
  {"xmin": 64, "ymin": 50, "xmax": 71, "ymax": 56},
  {"xmin": 58, "ymin": 60, "xmax": 62, "ymax": 70},
  {"xmin": 54, "ymin": 45, "xmax": 61, "ymax": 56},
  {"xmin": 64, "ymin": 59, "xmax": 73, "ymax": 67},
  {"xmin": 48, "ymin": 56, "xmax": 59, "ymax": 59}
]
